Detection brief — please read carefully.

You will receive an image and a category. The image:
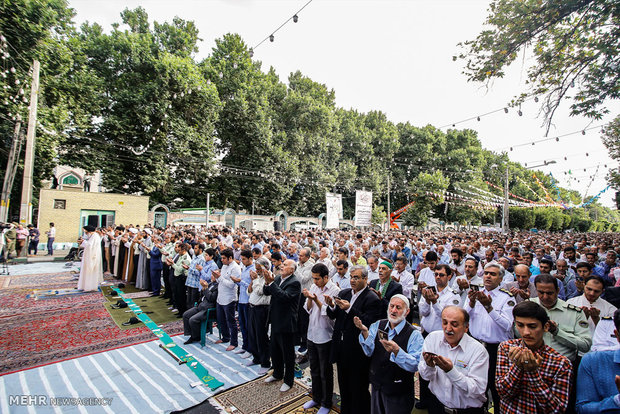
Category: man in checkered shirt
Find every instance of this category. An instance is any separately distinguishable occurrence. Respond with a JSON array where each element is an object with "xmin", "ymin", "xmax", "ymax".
[{"xmin": 496, "ymin": 300, "xmax": 572, "ymax": 413}]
